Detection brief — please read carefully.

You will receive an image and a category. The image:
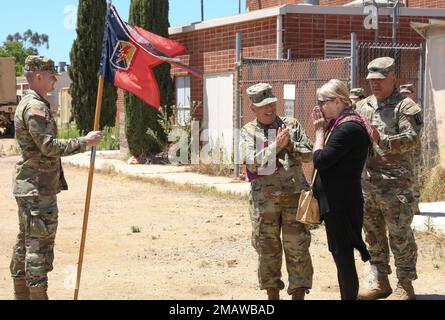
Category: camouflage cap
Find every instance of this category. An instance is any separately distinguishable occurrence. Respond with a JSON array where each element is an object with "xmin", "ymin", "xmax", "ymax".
[
  {"xmin": 400, "ymin": 83, "xmax": 414, "ymax": 94},
  {"xmin": 246, "ymin": 83, "xmax": 278, "ymax": 107},
  {"xmin": 366, "ymin": 57, "xmax": 395, "ymax": 80},
  {"xmin": 349, "ymin": 87, "xmax": 365, "ymax": 99},
  {"xmin": 24, "ymin": 55, "xmax": 59, "ymax": 74}
]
